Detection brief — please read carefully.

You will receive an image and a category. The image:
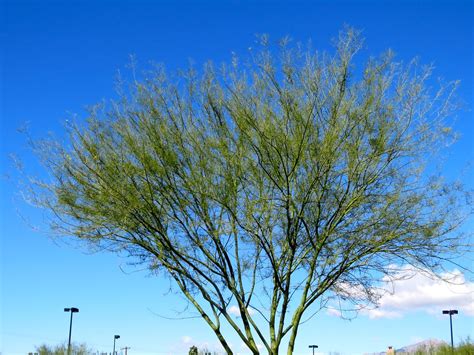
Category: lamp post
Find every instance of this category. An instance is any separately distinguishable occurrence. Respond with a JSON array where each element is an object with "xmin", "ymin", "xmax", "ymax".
[
  {"xmin": 309, "ymin": 344, "xmax": 318, "ymax": 355},
  {"xmin": 64, "ymin": 307, "xmax": 79, "ymax": 355},
  {"xmin": 113, "ymin": 335, "xmax": 120, "ymax": 355},
  {"xmin": 442, "ymin": 309, "xmax": 458, "ymax": 349}
]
